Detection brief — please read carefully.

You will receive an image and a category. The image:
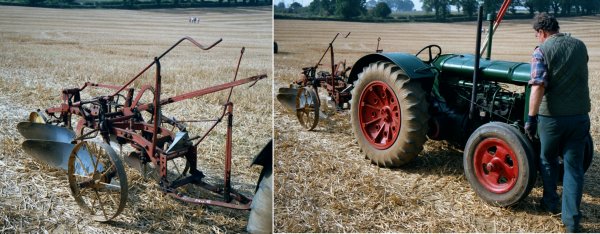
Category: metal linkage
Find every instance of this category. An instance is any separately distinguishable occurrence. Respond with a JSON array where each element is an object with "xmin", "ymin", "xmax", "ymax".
[{"xmin": 19, "ymin": 36, "xmax": 268, "ymax": 221}]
